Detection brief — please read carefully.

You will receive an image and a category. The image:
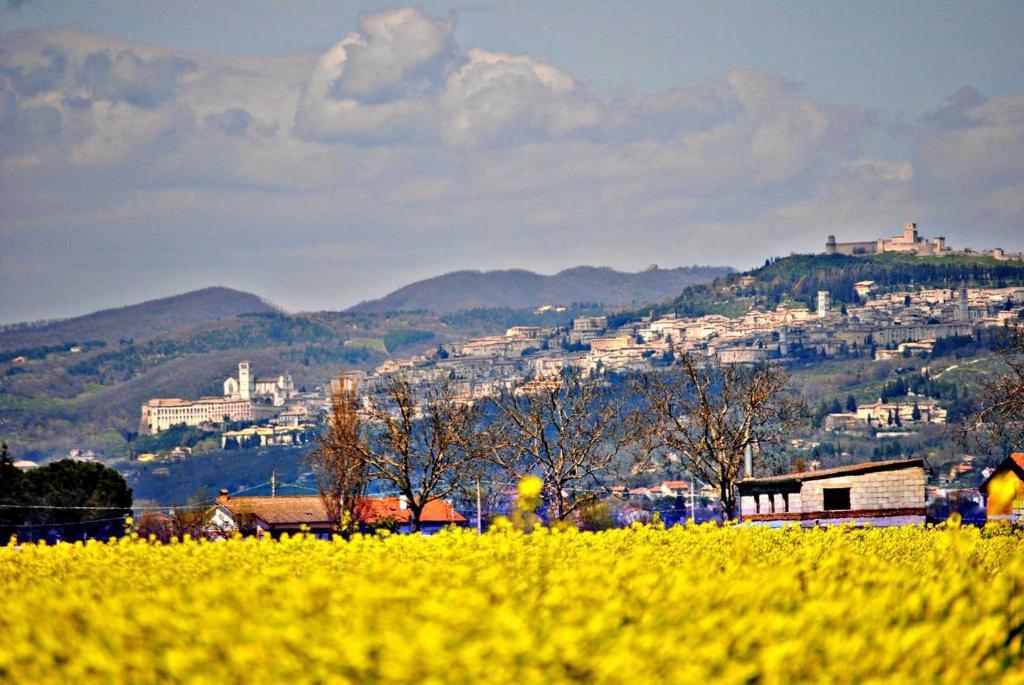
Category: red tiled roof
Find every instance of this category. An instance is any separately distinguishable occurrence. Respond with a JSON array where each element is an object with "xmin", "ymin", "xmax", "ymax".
[{"xmin": 215, "ymin": 495, "xmax": 466, "ymax": 527}]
